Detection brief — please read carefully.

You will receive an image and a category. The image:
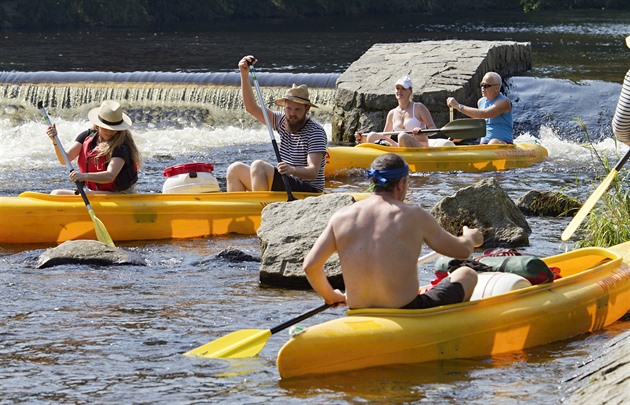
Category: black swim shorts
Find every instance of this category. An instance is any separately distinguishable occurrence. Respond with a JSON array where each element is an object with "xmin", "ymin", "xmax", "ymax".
[
  {"xmin": 271, "ymin": 169, "xmax": 320, "ymax": 193},
  {"xmin": 400, "ymin": 277, "xmax": 465, "ymax": 309}
]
